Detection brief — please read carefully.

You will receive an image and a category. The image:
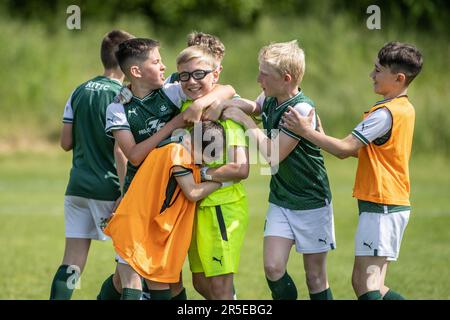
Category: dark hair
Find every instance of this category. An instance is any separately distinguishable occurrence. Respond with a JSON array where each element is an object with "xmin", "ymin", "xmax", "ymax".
[
  {"xmin": 100, "ymin": 30, "xmax": 134, "ymax": 69},
  {"xmin": 378, "ymin": 41, "xmax": 423, "ymax": 85},
  {"xmin": 115, "ymin": 38, "xmax": 160, "ymax": 74},
  {"xmin": 201, "ymin": 121, "xmax": 226, "ymax": 155},
  {"xmin": 187, "ymin": 31, "xmax": 225, "ymax": 61}
]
